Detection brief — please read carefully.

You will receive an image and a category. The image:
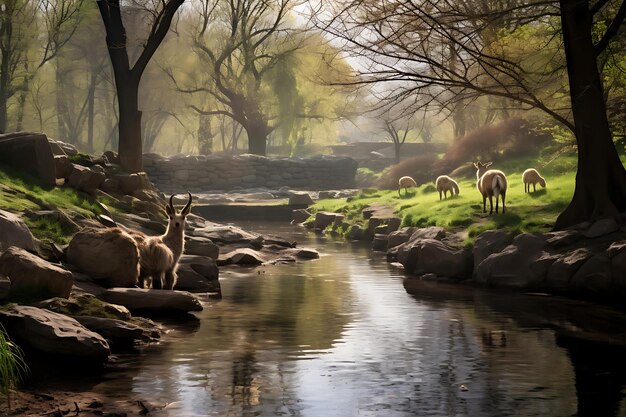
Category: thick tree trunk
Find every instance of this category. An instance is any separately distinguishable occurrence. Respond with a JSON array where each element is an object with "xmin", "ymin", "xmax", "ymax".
[
  {"xmin": 117, "ymin": 79, "xmax": 143, "ymax": 172},
  {"xmin": 394, "ymin": 142, "xmax": 401, "ymax": 164},
  {"xmin": 0, "ymin": 50, "xmax": 10, "ymax": 133},
  {"xmin": 86, "ymin": 69, "xmax": 97, "ymax": 153},
  {"xmin": 554, "ymin": 0, "xmax": 626, "ymax": 230},
  {"xmin": 246, "ymin": 118, "xmax": 268, "ymax": 155}
]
